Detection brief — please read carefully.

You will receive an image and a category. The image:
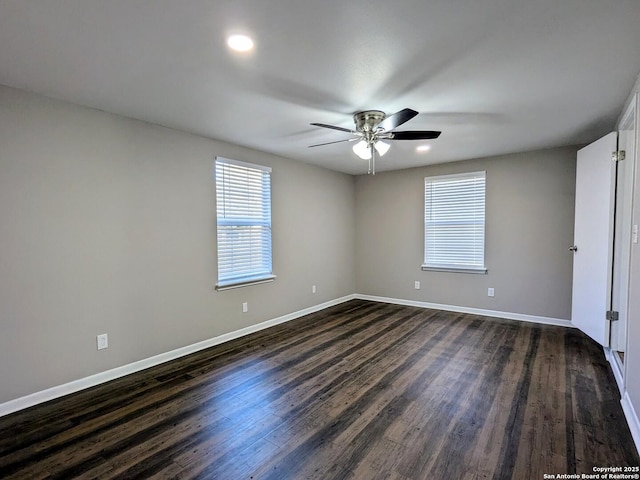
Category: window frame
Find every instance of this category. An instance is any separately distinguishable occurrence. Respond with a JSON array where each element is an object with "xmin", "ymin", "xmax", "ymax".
[
  {"xmin": 214, "ymin": 157, "xmax": 275, "ymax": 291},
  {"xmin": 422, "ymin": 171, "xmax": 488, "ymax": 274}
]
